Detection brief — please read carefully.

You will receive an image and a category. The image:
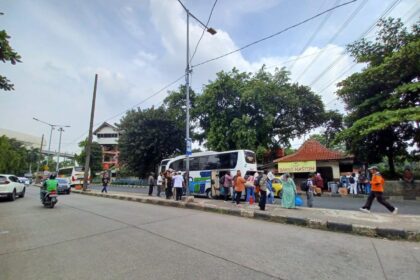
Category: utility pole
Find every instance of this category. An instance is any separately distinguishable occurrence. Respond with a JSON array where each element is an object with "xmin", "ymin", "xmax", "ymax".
[
  {"xmin": 83, "ymin": 74, "xmax": 98, "ymax": 191},
  {"xmin": 185, "ymin": 10, "xmax": 191, "ymax": 196},
  {"xmin": 55, "ymin": 127, "xmax": 64, "ymax": 172},
  {"xmin": 36, "ymin": 134, "xmax": 44, "ymax": 173},
  {"xmin": 46, "ymin": 125, "xmax": 55, "ymax": 167},
  {"xmin": 177, "ymin": 0, "xmax": 216, "ymax": 196}
]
